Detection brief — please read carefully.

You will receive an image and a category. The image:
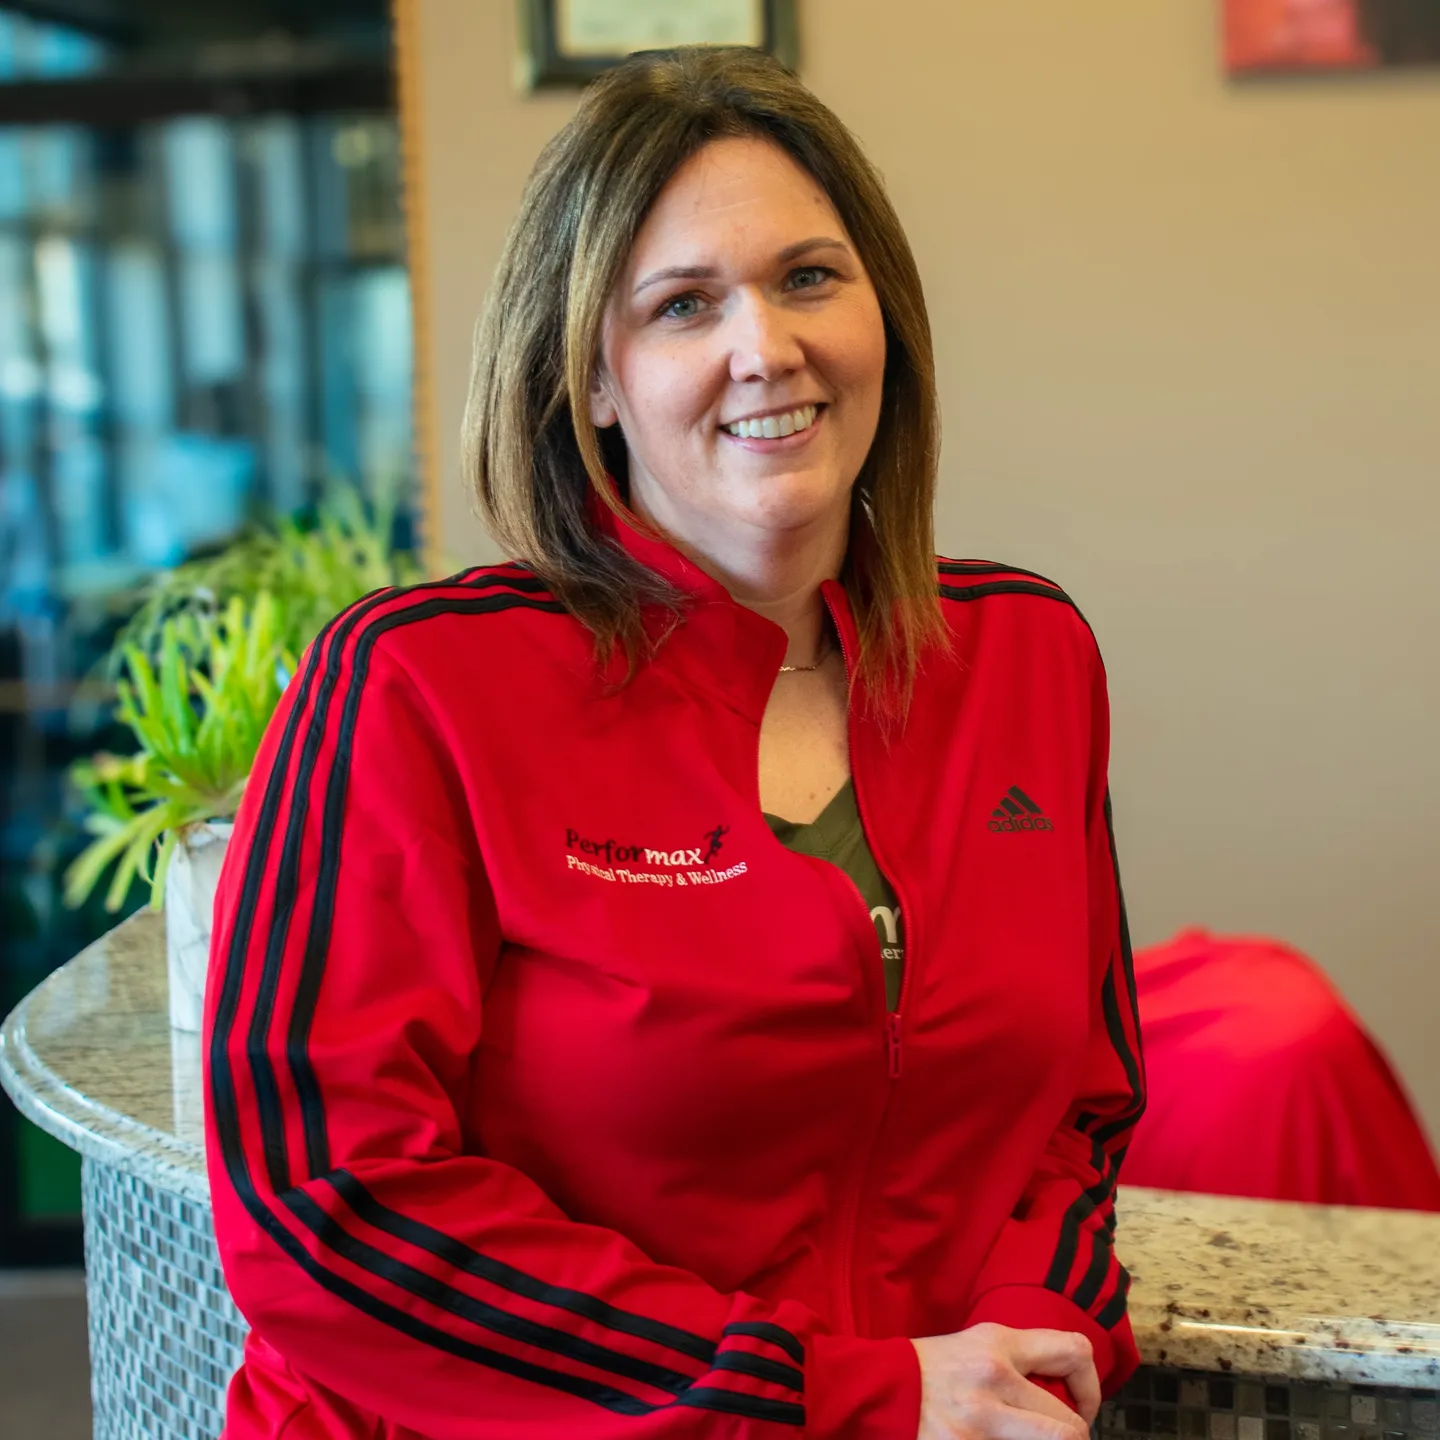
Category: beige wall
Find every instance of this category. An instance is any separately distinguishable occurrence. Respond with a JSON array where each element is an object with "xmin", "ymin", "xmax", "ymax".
[{"xmin": 398, "ymin": 1, "xmax": 1440, "ymax": 1139}]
